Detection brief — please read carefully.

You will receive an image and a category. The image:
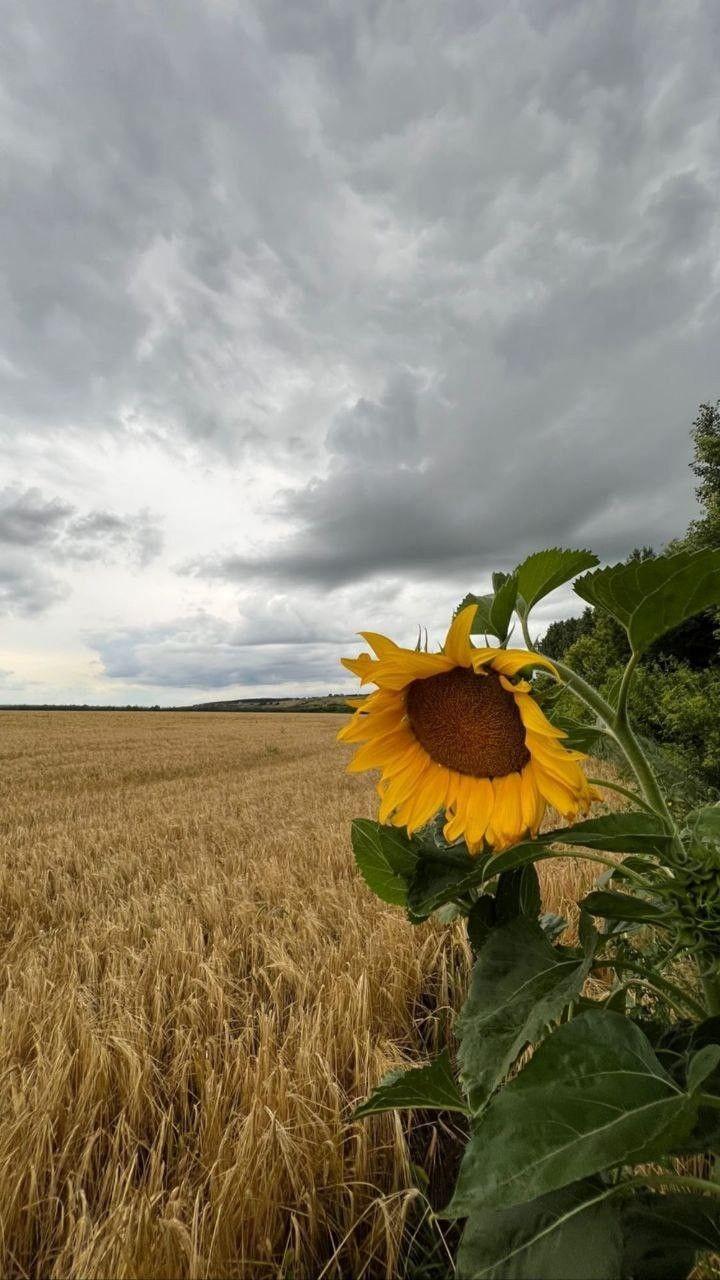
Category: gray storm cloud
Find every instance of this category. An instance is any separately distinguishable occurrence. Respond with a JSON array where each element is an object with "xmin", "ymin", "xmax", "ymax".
[
  {"xmin": 0, "ymin": 486, "xmax": 163, "ymax": 615},
  {"xmin": 2, "ymin": 0, "xmax": 719, "ymax": 695}
]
